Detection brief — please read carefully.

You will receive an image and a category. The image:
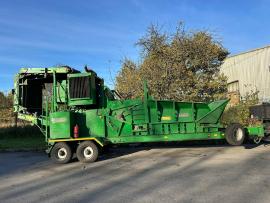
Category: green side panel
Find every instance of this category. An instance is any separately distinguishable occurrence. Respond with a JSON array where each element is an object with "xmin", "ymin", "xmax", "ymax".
[
  {"xmin": 196, "ymin": 100, "xmax": 229, "ymax": 124},
  {"xmin": 108, "ymin": 131, "xmax": 224, "ymax": 144},
  {"xmin": 105, "ymin": 99, "xmax": 142, "ymax": 138},
  {"xmin": 149, "ymin": 100, "xmax": 158, "ymax": 123},
  {"xmin": 157, "ymin": 101, "xmax": 175, "ymax": 121},
  {"xmin": 194, "ymin": 103, "xmax": 209, "ymax": 120},
  {"xmin": 103, "ymin": 98, "xmax": 228, "ymax": 140},
  {"xmin": 247, "ymin": 125, "xmax": 264, "ymax": 137},
  {"xmin": 176, "ymin": 102, "xmax": 194, "ymax": 122},
  {"xmin": 75, "ymin": 110, "xmax": 105, "ymax": 137},
  {"xmin": 50, "ymin": 112, "xmax": 73, "ymax": 139}
]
